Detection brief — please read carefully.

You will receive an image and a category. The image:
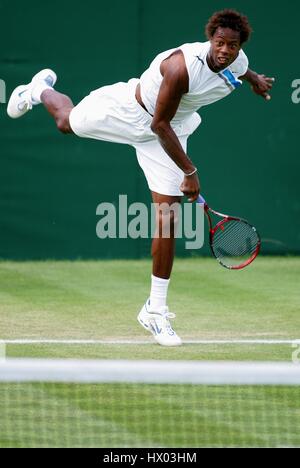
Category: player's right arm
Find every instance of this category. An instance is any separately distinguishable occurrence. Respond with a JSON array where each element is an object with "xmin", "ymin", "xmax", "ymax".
[
  {"xmin": 150, "ymin": 51, "xmax": 200, "ymax": 202},
  {"xmin": 240, "ymin": 68, "xmax": 275, "ymax": 100}
]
